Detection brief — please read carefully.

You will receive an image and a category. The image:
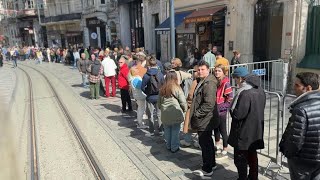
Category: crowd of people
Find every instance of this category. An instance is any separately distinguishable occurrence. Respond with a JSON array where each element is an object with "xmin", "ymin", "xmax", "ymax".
[{"xmin": 1, "ymin": 43, "xmax": 320, "ymax": 180}]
